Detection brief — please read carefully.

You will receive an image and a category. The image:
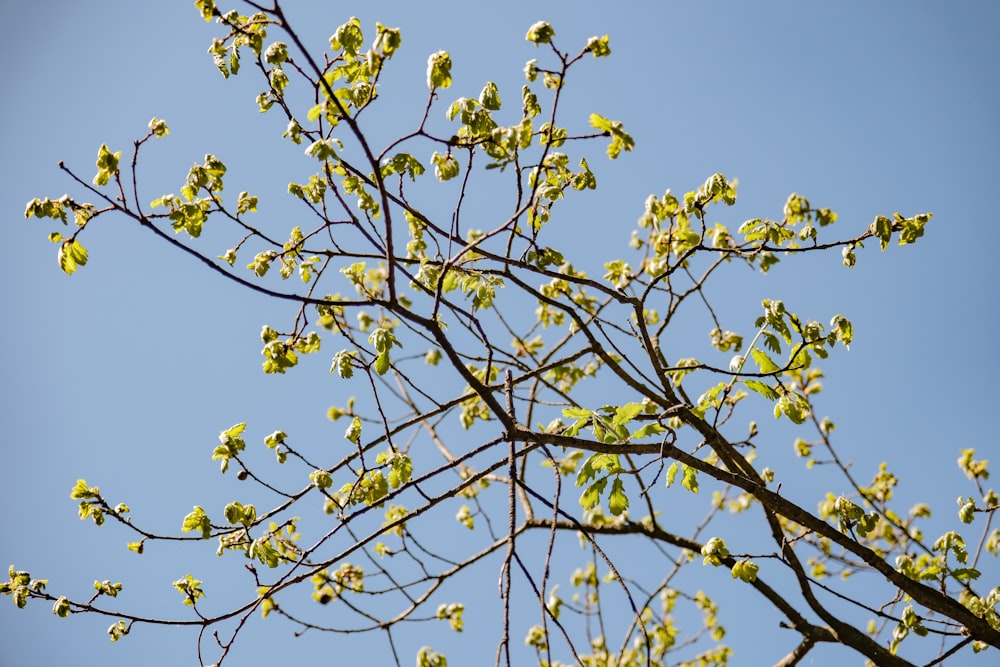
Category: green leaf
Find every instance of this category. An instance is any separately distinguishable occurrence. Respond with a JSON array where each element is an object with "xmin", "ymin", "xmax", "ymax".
[
  {"xmin": 264, "ymin": 430, "xmax": 286, "ymax": 448},
  {"xmin": 381, "ymin": 152, "xmax": 426, "ymax": 181},
  {"xmin": 172, "ymin": 574, "xmax": 205, "ymax": 606},
  {"xmin": 212, "ymin": 422, "xmax": 246, "ymax": 473},
  {"xmin": 580, "ymin": 477, "xmax": 607, "ymax": 510},
  {"xmin": 523, "ymin": 59, "xmax": 541, "ymax": 85},
  {"xmin": 374, "ymin": 22, "xmax": 402, "ymax": 57},
  {"xmin": 416, "ymin": 647, "xmax": 448, "ymax": 667},
  {"xmin": 870, "ymin": 215, "xmax": 893, "ymax": 250},
  {"xmin": 762, "ymin": 331, "xmax": 782, "ymax": 354},
  {"xmin": 710, "ymin": 328, "xmax": 743, "ymax": 352},
  {"xmin": 93, "ymin": 144, "xmax": 120, "ymax": 186},
  {"xmin": 898, "ymin": 212, "xmax": 932, "ymax": 246},
  {"xmin": 842, "ymin": 244, "xmax": 857, "ymax": 267},
  {"xmin": 342, "ymin": 470, "xmax": 389, "ymax": 507},
  {"xmin": 236, "ymin": 191, "xmax": 258, "ymax": 214},
  {"xmin": 380, "ymin": 451, "xmax": 413, "ymax": 488},
  {"xmin": 695, "ymin": 382, "xmax": 728, "ymax": 416},
  {"xmin": 262, "ymin": 340, "xmax": 299, "ymax": 374},
  {"xmin": 57, "ymin": 239, "xmax": 88, "ymax": 275},
  {"xmin": 743, "ymin": 380, "xmax": 778, "ymax": 401},
  {"xmin": 305, "ymin": 138, "xmax": 341, "ymax": 161},
  {"xmin": 224, "ymin": 501, "xmax": 256, "ymax": 527},
  {"xmin": 219, "ymin": 422, "xmax": 247, "ymax": 449},
  {"xmin": 294, "ymin": 331, "xmax": 321, "ymax": 354},
  {"xmin": 194, "ymin": 0, "xmax": 215, "ymax": 21},
  {"xmin": 774, "ymin": 392, "xmax": 810, "ymax": 424},
  {"xmin": 181, "ymin": 506, "xmax": 212, "ymax": 539},
  {"xmin": 933, "ymin": 531, "xmax": 969, "ymax": 563},
  {"xmin": 592, "ymin": 453, "xmax": 622, "ymax": 473},
  {"xmin": 669, "ymin": 358, "xmax": 700, "ymax": 385},
  {"xmin": 70, "ymin": 479, "xmax": 98, "ymax": 500},
  {"xmin": 701, "ymin": 537, "xmax": 729, "ymax": 566},
  {"xmin": 750, "ymin": 348, "xmax": 780, "ymax": 374},
  {"xmin": 77, "ymin": 500, "xmax": 105, "ymax": 526},
  {"xmin": 250, "ymin": 537, "xmax": 282, "ymax": 568},
  {"xmin": 525, "ymin": 21, "xmax": 555, "ymax": 45},
  {"xmin": 148, "ymin": 117, "xmax": 169, "ymax": 137},
  {"xmin": 426, "ymin": 50, "xmax": 452, "ymax": 90},
  {"xmin": 952, "ymin": 567, "xmax": 981, "ymax": 582},
  {"xmin": 665, "ymin": 462, "xmax": 679, "ymax": 487},
  {"xmin": 430, "ymin": 151, "xmax": 460, "ymax": 181},
  {"xmin": 388, "ymin": 457, "xmax": 412, "ymax": 488},
  {"xmin": 345, "ymin": 416, "xmax": 363, "ymax": 444},
  {"xmin": 731, "ymin": 559, "xmax": 759, "ymax": 582},
  {"xmin": 330, "ymin": 17, "xmax": 363, "ymax": 57},
  {"xmin": 586, "ymin": 35, "xmax": 611, "ymax": 57},
  {"xmin": 25, "ymin": 196, "xmax": 69, "ymax": 224},
  {"xmin": 331, "ymin": 349, "xmax": 357, "ymax": 378},
  {"xmin": 589, "ymin": 113, "xmax": 613, "ymax": 133},
  {"xmin": 369, "ymin": 327, "xmax": 402, "ymax": 375},
  {"xmin": 479, "ymin": 81, "xmax": 501, "ymax": 111},
  {"xmin": 310, "ymin": 470, "xmax": 333, "ymax": 489},
  {"xmin": 218, "ymin": 248, "xmax": 237, "ymax": 266},
  {"xmin": 264, "ymin": 41, "xmax": 288, "ymax": 65},
  {"xmin": 681, "ymin": 465, "xmax": 699, "ymax": 494},
  {"xmin": 608, "ymin": 477, "xmax": 629, "ymax": 516},
  {"xmin": 588, "ymin": 114, "xmax": 634, "ymax": 159},
  {"xmin": 958, "ymin": 498, "xmax": 976, "ymax": 524},
  {"xmin": 108, "ymin": 620, "xmax": 129, "ymax": 642},
  {"xmin": 52, "ymin": 596, "xmax": 71, "ymax": 618},
  {"xmin": 561, "ymin": 407, "xmax": 591, "ymax": 437},
  {"xmin": 631, "ymin": 422, "xmax": 665, "ymax": 439},
  {"xmin": 576, "ymin": 452, "xmax": 600, "ymax": 486},
  {"xmin": 830, "ymin": 314, "xmax": 853, "ymax": 349},
  {"xmin": 434, "ymin": 602, "xmax": 465, "ymax": 632}
]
